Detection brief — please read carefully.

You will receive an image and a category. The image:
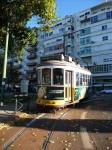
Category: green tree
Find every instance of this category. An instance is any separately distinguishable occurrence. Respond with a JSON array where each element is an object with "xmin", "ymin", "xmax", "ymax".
[
  {"xmin": 7, "ymin": 61, "xmax": 20, "ymax": 84},
  {"xmin": 0, "ymin": 54, "xmax": 19, "ymax": 85},
  {"xmin": 0, "ymin": 0, "xmax": 57, "ymax": 59}
]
